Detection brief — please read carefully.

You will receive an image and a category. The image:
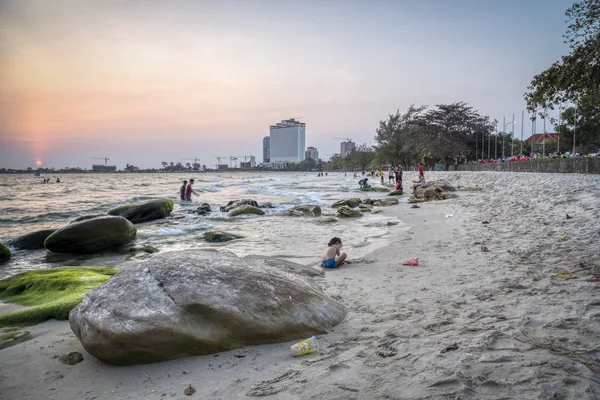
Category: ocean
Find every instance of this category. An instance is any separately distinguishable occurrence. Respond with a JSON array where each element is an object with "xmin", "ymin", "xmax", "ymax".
[{"xmin": 0, "ymin": 172, "xmax": 408, "ymax": 277}]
